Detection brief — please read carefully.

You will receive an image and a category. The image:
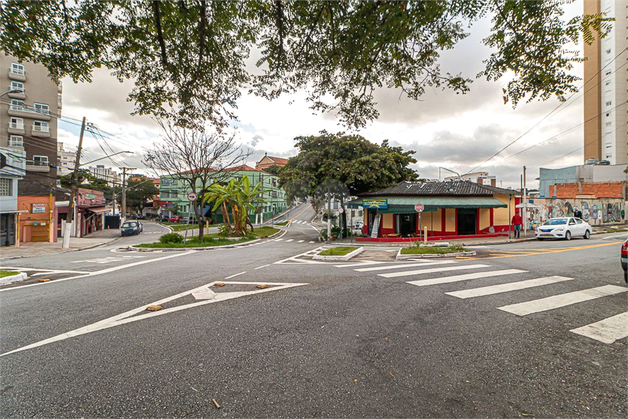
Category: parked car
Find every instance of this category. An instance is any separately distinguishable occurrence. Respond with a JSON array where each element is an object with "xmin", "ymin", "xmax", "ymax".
[
  {"xmin": 621, "ymin": 239, "xmax": 627, "ymax": 283},
  {"xmin": 121, "ymin": 221, "xmax": 142, "ymax": 236},
  {"xmin": 168, "ymin": 215, "xmax": 181, "ymax": 222},
  {"xmin": 536, "ymin": 217, "xmax": 591, "ymax": 240}
]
